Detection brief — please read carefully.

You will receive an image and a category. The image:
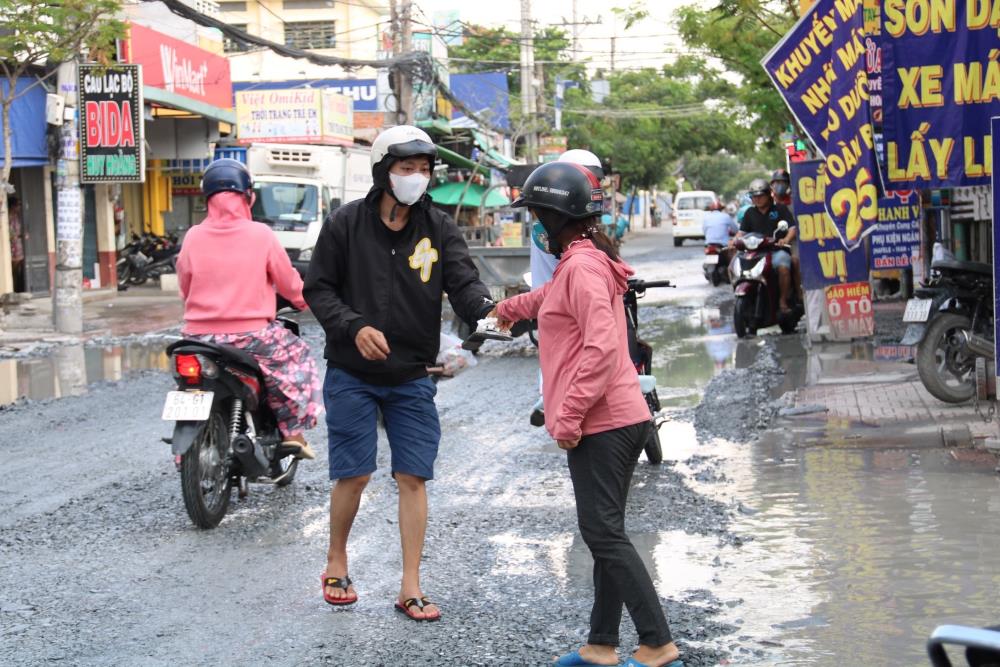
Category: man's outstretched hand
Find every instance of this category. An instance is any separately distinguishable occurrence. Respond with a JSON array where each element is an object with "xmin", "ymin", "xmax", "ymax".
[{"xmin": 355, "ymin": 326, "xmax": 391, "ymax": 361}]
